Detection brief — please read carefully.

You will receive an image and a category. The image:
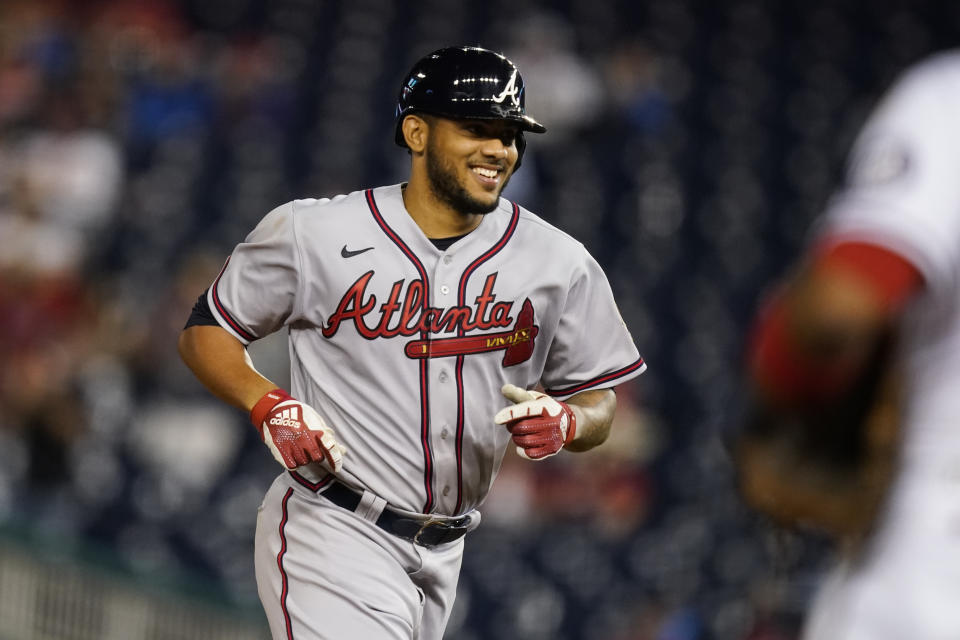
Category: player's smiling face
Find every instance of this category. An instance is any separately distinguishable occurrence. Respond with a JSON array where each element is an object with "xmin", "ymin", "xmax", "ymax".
[{"xmin": 424, "ymin": 117, "xmax": 520, "ymax": 215}]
